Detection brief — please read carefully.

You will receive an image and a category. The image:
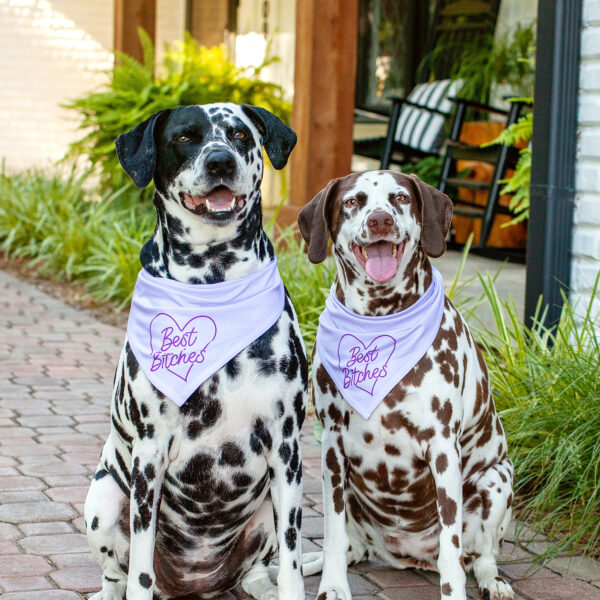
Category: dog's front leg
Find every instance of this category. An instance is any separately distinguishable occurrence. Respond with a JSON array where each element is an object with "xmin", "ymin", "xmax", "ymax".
[
  {"xmin": 429, "ymin": 441, "xmax": 467, "ymax": 600},
  {"xmin": 317, "ymin": 423, "xmax": 351, "ymax": 600},
  {"xmin": 125, "ymin": 439, "xmax": 169, "ymax": 600},
  {"xmin": 269, "ymin": 431, "xmax": 305, "ymax": 600}
]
